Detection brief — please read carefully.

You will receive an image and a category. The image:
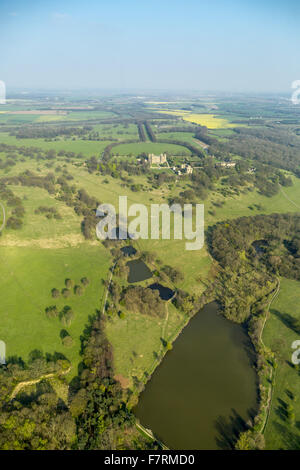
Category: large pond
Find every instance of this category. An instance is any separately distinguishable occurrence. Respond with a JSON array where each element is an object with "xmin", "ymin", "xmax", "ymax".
[
  {"xmin": 135, "ymin": 302, "xmax": 258, "ymax": 450},
  {"xmin": 127, "ymin": 259, "xmax": 153, "ymax": 283}
]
